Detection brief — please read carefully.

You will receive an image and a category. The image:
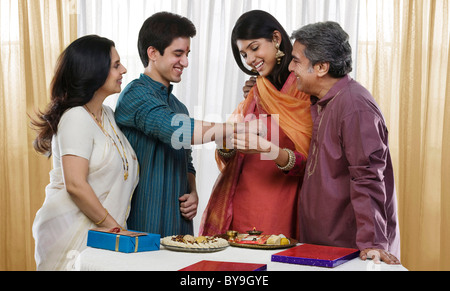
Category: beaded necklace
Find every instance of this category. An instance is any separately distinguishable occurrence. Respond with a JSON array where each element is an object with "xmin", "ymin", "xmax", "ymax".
[{"xmin": 85, "ymin": 105, "xmax": 129, "ymax": 181}]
